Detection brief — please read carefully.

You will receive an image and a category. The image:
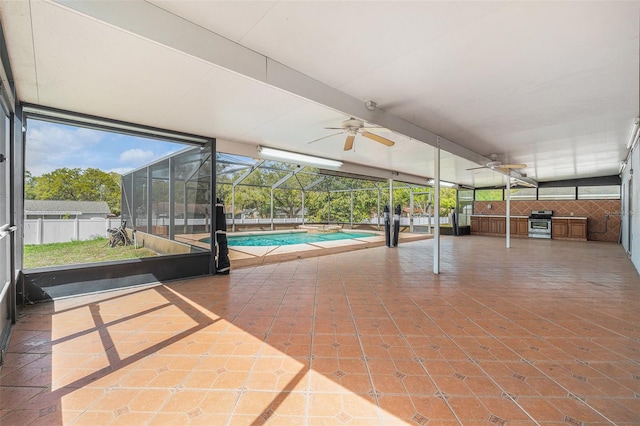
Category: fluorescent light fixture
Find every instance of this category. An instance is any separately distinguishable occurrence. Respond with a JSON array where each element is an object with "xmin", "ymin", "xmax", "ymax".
[
  {"xmin": 428, "ymin": 179, "xmax": 456, "ymax": 188},
  {"xmin": 257, "ymin": 146, "xmax": 342, "ymax": 168},
  {"xmin": 628, "ymin": 118, "xmax": 639, "ymax": 149}
]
